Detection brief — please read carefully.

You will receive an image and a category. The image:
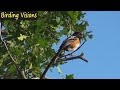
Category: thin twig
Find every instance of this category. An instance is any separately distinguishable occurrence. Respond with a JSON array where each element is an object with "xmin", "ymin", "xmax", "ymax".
[
  {"xmin": 62, "ymin": 40, "xmax": 86, "ymax": 57},
  {"xmin": 57, "ymin": 52, "xmax": 88, "ymax": 63},
  {"xmin": 0, "ymin": 23, "xmax": 27, "ymax": 79}
]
